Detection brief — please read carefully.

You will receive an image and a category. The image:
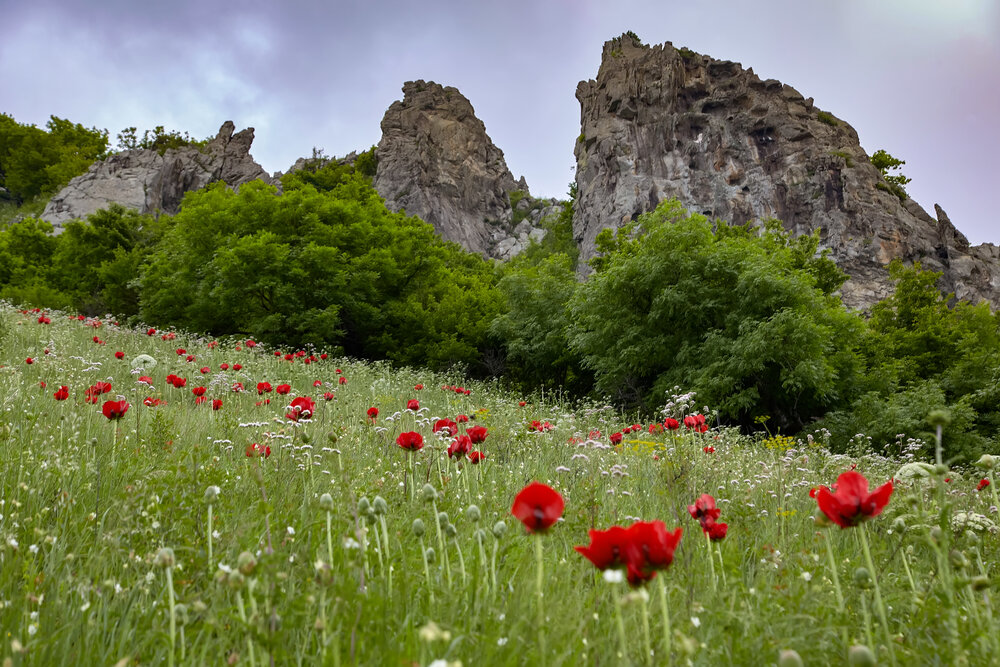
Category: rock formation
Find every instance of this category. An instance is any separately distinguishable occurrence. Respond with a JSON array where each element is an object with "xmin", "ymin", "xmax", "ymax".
[
  {"xmin": 374, "ymin": 80, "xmax": 547, "ymax": 258},
  {"xmin": 573, "ymin": 34, "xmax": 1000, "ymax": 308},
  {"xmin": 42, "ymin": 121, "xmax": 273, "ymax": 230}
]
